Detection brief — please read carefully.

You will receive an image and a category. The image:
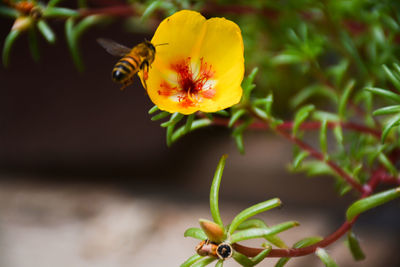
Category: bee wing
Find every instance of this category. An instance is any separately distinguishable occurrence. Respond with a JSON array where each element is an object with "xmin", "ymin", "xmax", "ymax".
[{"xmin": 97, "ymin": 38, "xmax": 132, "ymax": 57}]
